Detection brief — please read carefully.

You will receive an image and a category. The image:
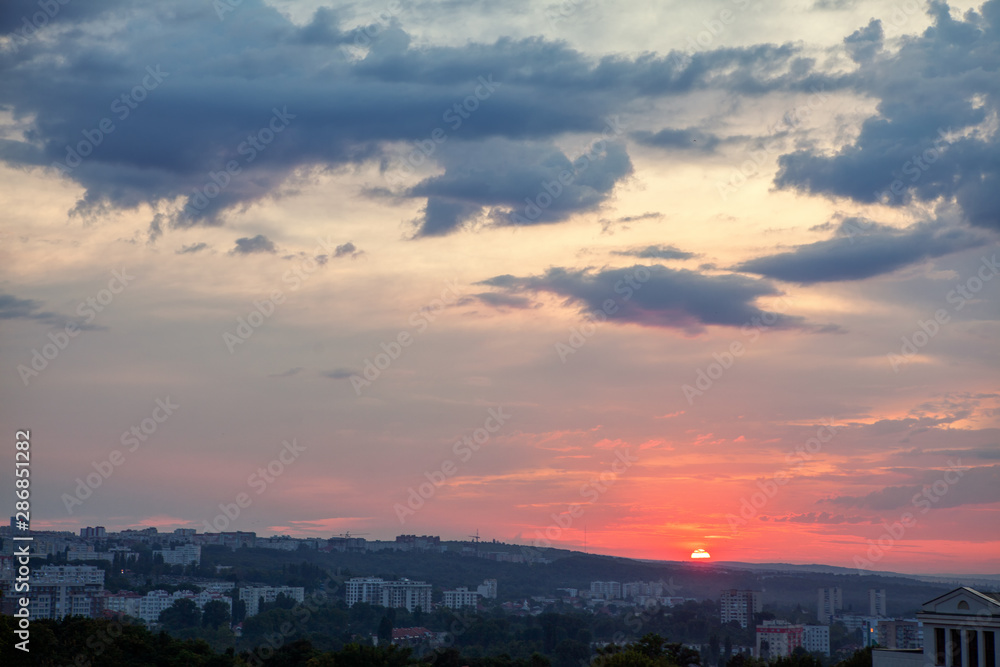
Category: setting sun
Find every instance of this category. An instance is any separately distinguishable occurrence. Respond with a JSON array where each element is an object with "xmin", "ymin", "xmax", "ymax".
[{"xmin": 691, "ymin": 549, "xmax": 711, "ymax": 559}]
